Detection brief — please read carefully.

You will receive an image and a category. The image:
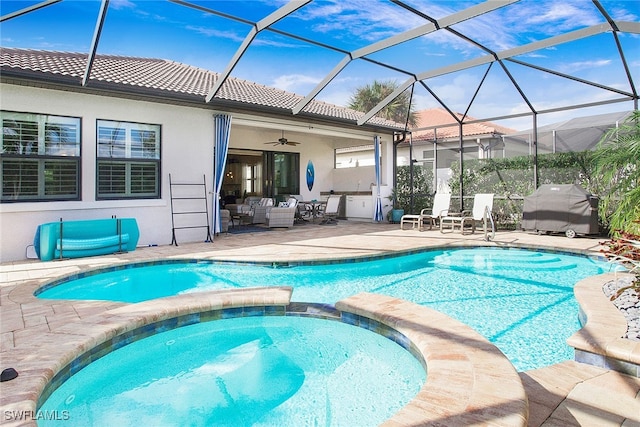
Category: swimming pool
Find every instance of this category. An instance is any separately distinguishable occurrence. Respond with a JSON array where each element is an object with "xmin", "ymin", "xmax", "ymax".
[
  {"xmin": 36, "ymin": 247, "xmax": 617, "ymax": 371},
  {"xmin": 38, "ymin": 315, "xmax": 425, "ymax": 427}
]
